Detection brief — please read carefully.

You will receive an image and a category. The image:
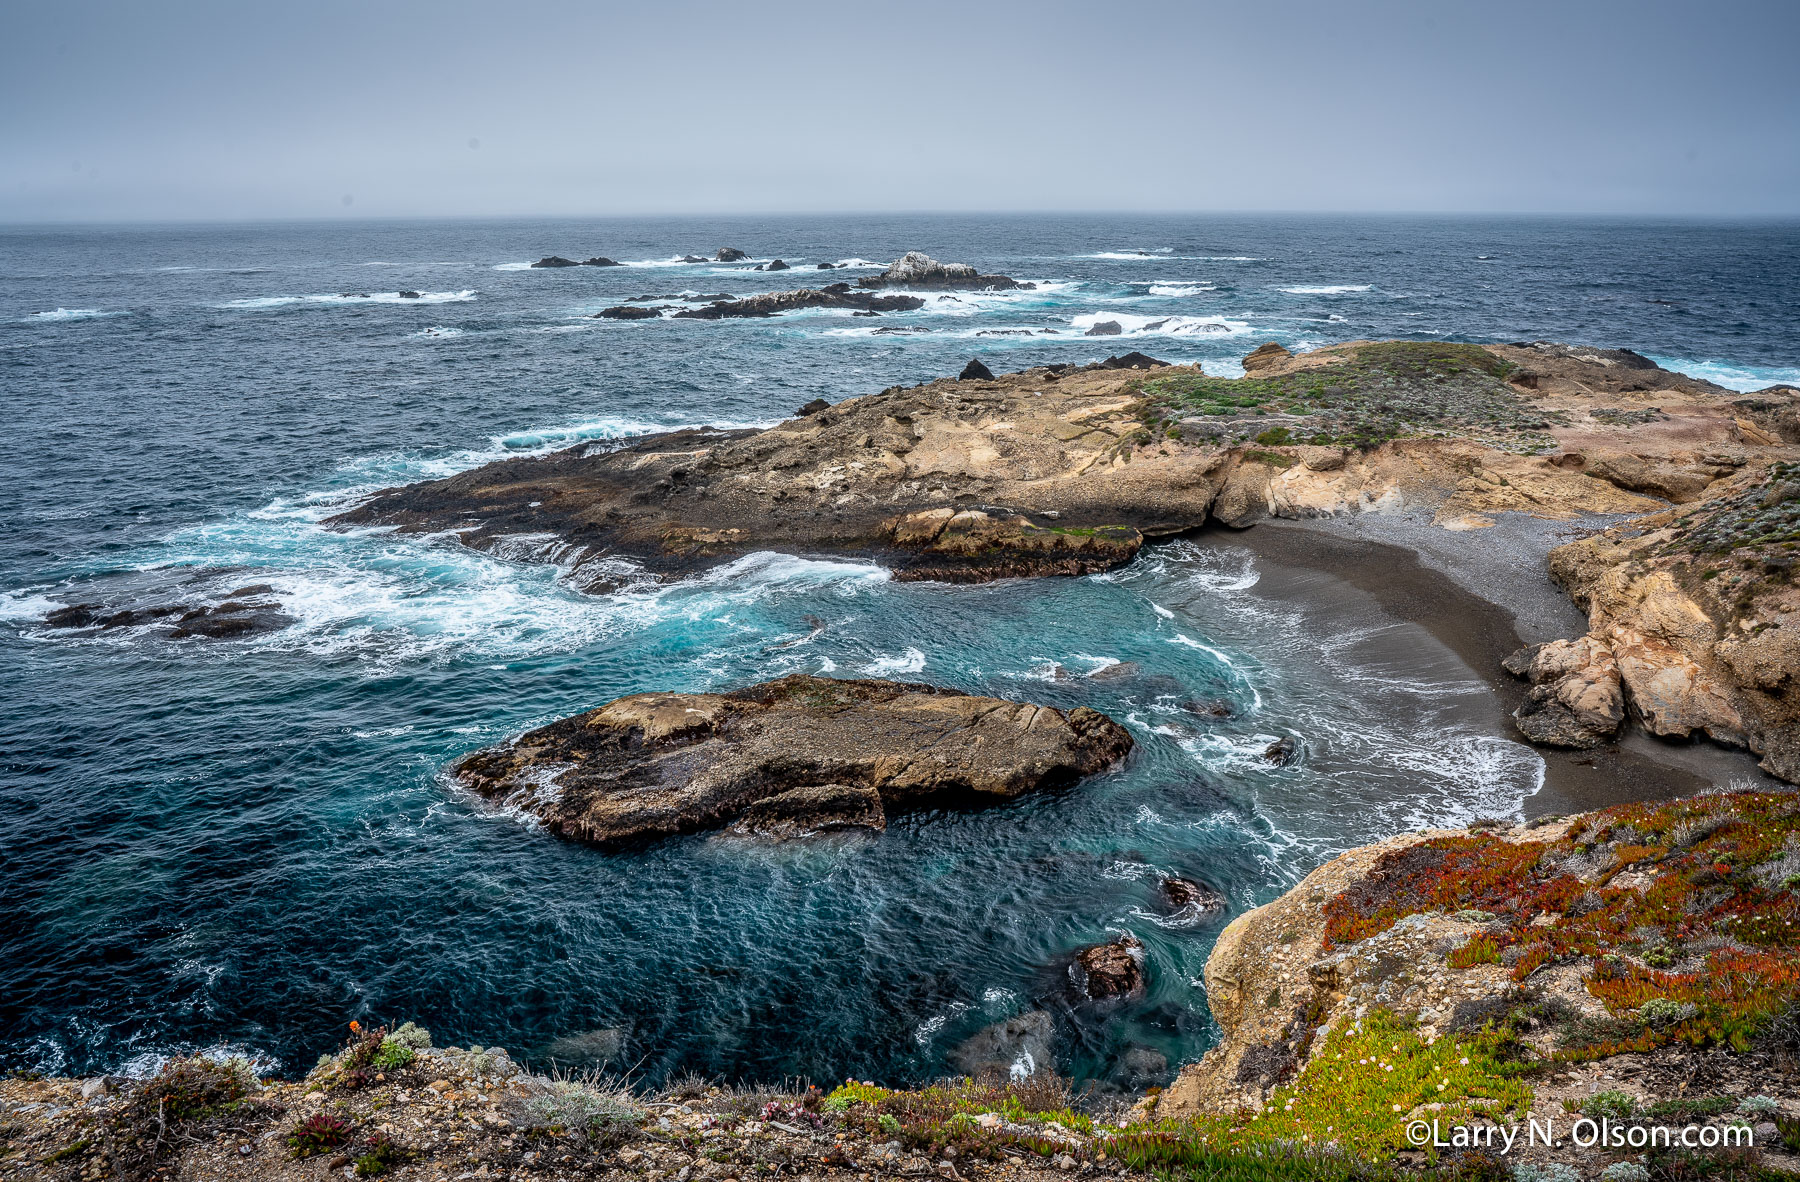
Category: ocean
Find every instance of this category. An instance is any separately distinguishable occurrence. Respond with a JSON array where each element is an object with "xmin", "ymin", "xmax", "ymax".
[{"xmin": 2, "ymin": 213, "xmax": 1796, "ymax": 1087}]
